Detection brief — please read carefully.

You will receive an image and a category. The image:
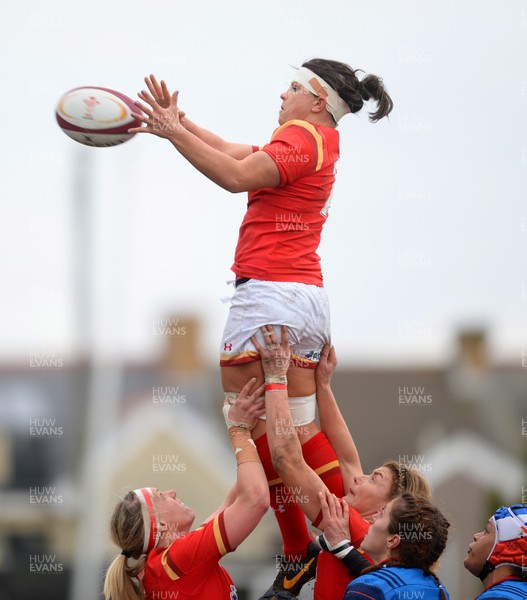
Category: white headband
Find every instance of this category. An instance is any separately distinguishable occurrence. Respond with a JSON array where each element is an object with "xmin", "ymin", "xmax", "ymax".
[
  {"xmin": 294, "ymin": 67, "xmax": 351, "ymax": 123},
  {"xmin": 134, "ymin": 487, "xmax": 161, "ymax": 554}
]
